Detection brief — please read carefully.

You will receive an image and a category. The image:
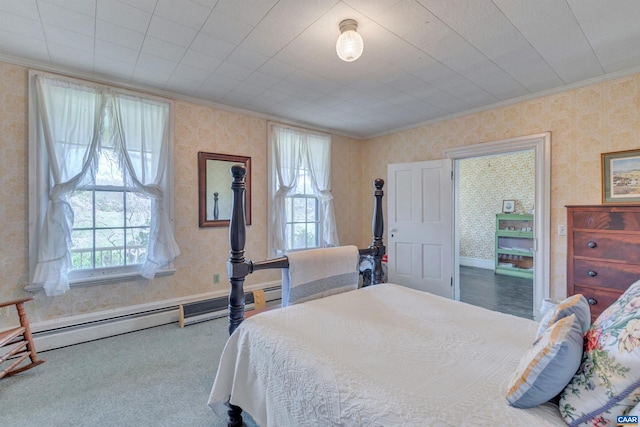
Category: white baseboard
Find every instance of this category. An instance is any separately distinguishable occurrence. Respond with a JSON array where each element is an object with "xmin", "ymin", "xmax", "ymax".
[
  {"xmin": 32, "ymin": 280, "xmax": 281, "ymax": 352},
  {"xmin": 459, "ymin": 257, "xmax": 494, "ymax": 270},
  {"xmin": 33, "ymin": 309, "xmax": 180, "ymax": 352}
]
